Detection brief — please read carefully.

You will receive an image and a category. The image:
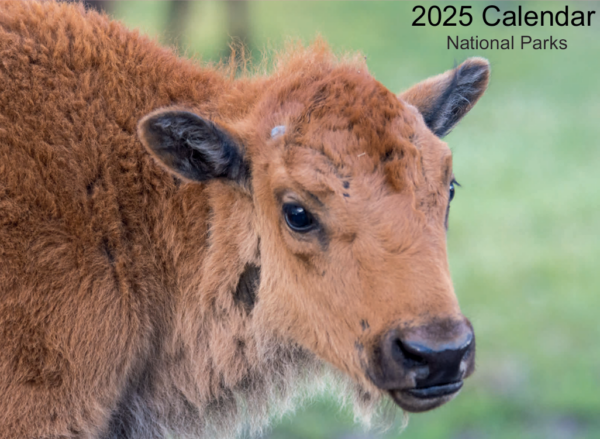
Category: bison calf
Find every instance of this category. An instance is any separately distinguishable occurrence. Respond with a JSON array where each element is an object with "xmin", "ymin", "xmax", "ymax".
[{"xmin": 0, "ymin": 1, "xmax": 489, "ymax": 438}]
